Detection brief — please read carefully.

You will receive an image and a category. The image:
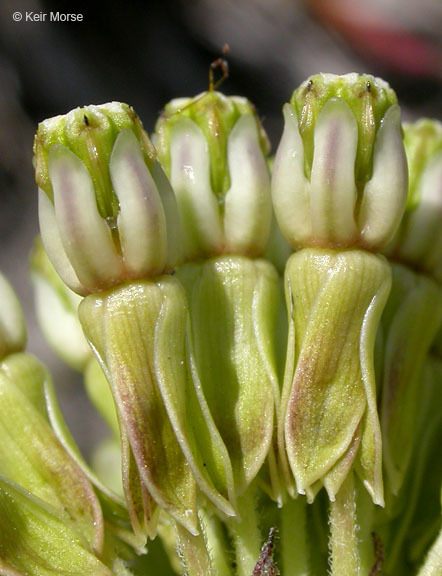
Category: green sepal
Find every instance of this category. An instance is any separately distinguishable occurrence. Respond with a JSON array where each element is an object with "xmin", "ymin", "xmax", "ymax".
[
  {"xmin": 0, "ymin": 353, "xmax": 104, "ymax": 555},
  {"xmin": 79, "ymin": 277, "xmax": 235, "ymax": 532},
  {"xmin": 178, "ymin": 256, "xmax": 280, "ymax": 496},
  {"xmin": 0, "ymin": 475, "xmax": 113, "ymax": 576},
  {"xmin": 381, "ymin": 264, "xmax": 442, "ymax": 495},
  {"xmin": 282, "ymin": 248, "xmax": 390, "ymax": 504}
]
